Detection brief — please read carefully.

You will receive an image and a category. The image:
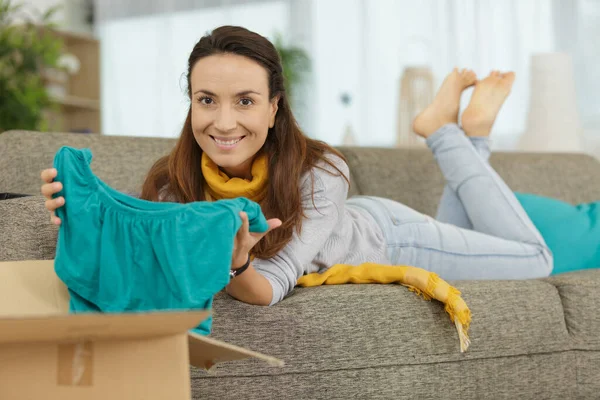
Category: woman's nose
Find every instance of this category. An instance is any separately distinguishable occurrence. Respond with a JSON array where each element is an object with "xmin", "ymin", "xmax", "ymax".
[{"xmin": 214, "ymin": 107, "xmax": 237, "ymax": 132}]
